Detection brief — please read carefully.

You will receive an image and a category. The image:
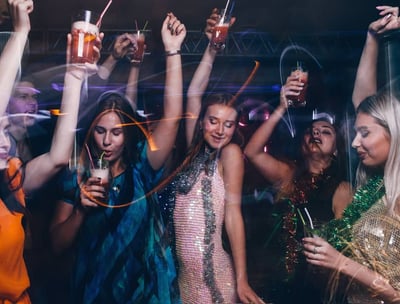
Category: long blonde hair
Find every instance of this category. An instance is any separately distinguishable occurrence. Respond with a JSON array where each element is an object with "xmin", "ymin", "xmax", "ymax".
[{"xmin": 355, "ymin": 90, "xmax": 400, "ymax": 216}]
